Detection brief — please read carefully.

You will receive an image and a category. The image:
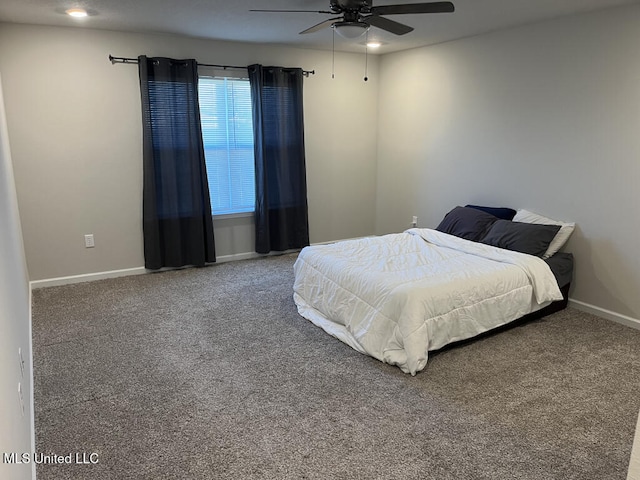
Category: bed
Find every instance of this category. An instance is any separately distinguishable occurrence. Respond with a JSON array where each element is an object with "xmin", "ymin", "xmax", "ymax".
[{"xmin": 293, "ymin": 206, "xmax": 574, "ymax": 375}]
